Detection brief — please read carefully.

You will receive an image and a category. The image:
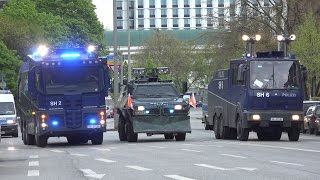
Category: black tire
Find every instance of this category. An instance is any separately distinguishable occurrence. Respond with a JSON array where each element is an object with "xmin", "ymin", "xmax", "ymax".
[
  {"xmin": 91, "ymin": 132, "xmax": 103, "ymax": 145},
  {"xmin": 219, "ymin": 116, "xmax": 230, "ymax": 139},
  {"xmin": 126, "ymin": 122, "xmax": 138, "ymax": 142},
  {"xmin": 214, "ymin": 116, "xmax": 221, "ymax": 139},
  {"xmin": 24, "ymin": 124, "xmax": 35, "ymax": 145},
  {"xmin": 35, "ymin": 127, "xmax": 47, "ymax": 147},
  {"xmin": 22, "ymin": 125, "xmax": 28, "ymax": 145},
  {"xmin": 118, "ymin": 117, "xmax": 127, "ymax": 141},
  {"xmin": 288, "ymin": 127, "xmax": 300, "ymax": 141},
  {"xmin": 175, "ymin": 133, "xmax": 186, "ymax": 141},
  {"xmin": 67, "ymin": 136, "xmax": 81, "ymax": 145},
  {"xmin": 237, "ymin": 118, "xmax": 249, "ymax": 141},
  {"xmin": 164, "ymin": 133, "xmax": 174, "ymax": 140}
]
